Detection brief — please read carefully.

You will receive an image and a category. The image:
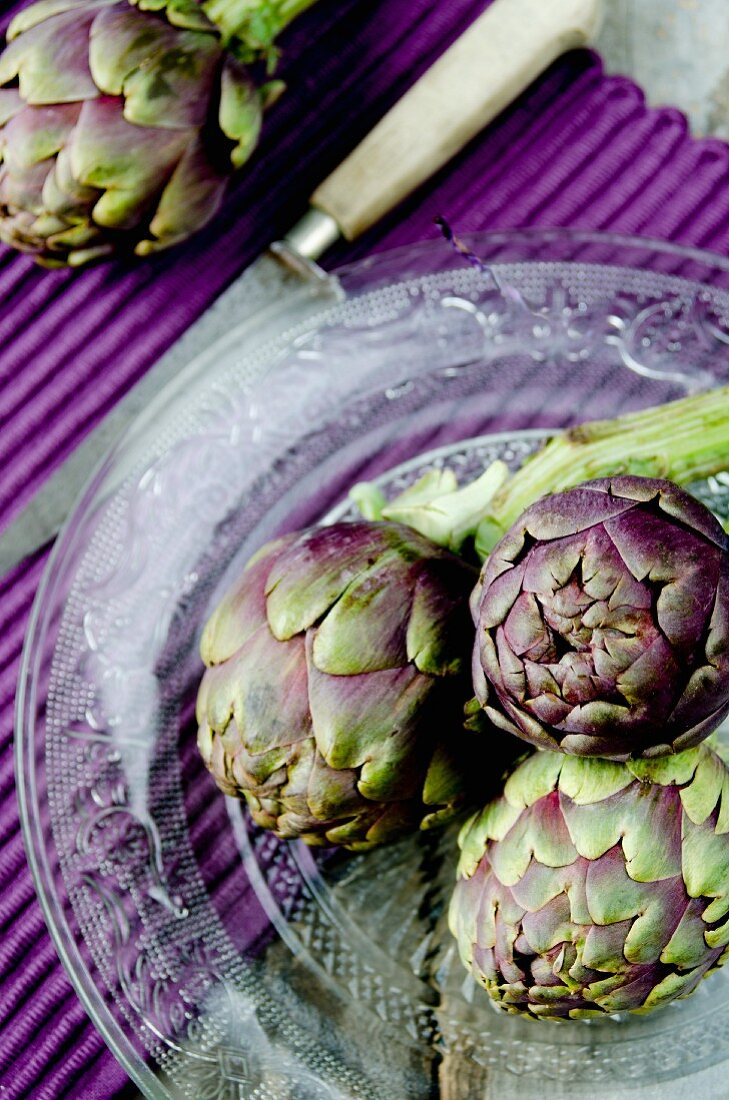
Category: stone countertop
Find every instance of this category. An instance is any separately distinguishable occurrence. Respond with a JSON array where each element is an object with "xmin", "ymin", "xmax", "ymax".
[{"xmin": 597, "ymin": 0, "xmax": 729, "ymax": 139}]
